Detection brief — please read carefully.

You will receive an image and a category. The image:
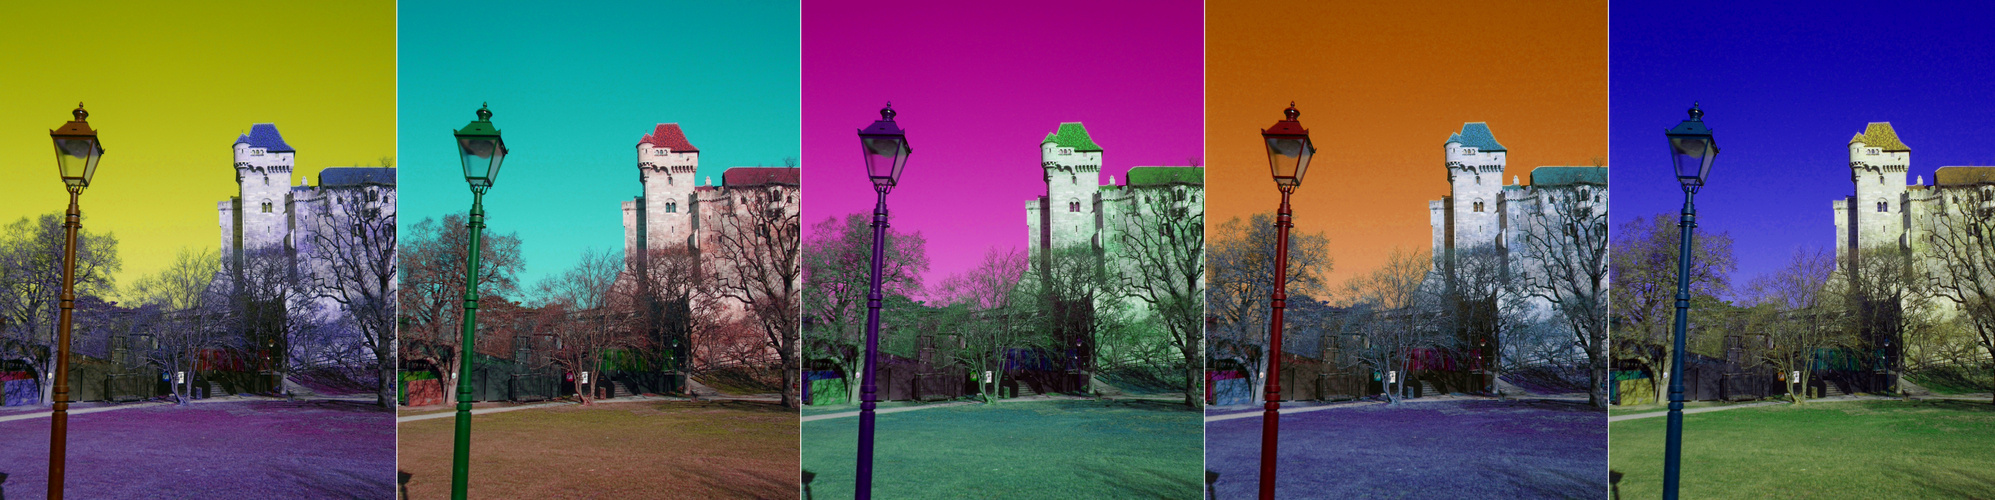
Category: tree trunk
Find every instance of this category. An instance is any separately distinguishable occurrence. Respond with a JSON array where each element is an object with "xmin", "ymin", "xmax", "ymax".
[{"xmin": 378, "ymin": 362, "xmax": 396, "ymax": 408}]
